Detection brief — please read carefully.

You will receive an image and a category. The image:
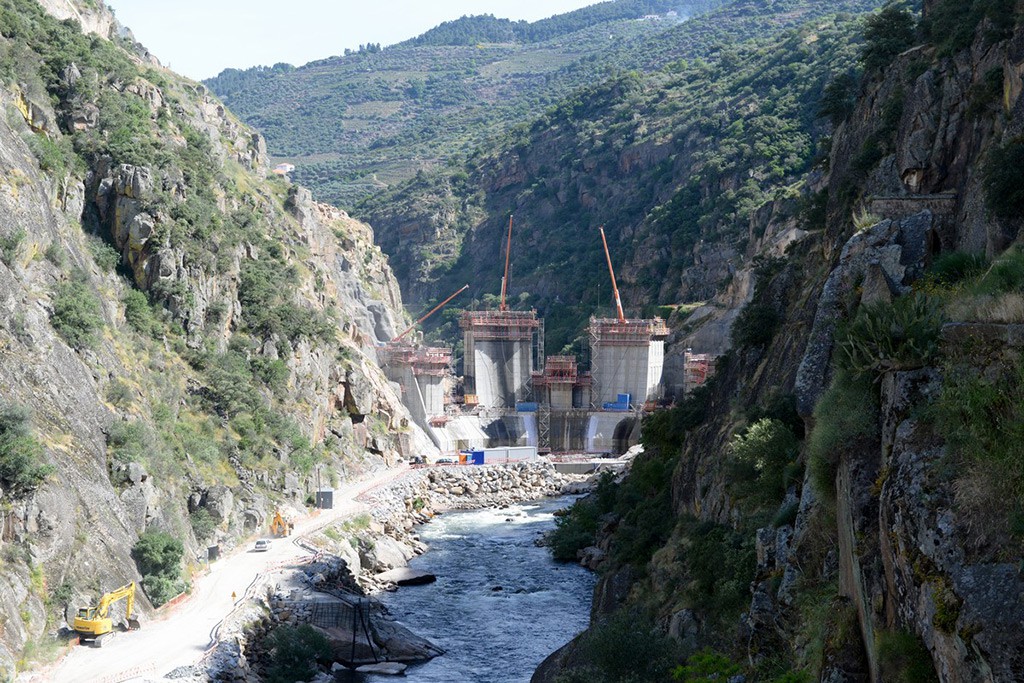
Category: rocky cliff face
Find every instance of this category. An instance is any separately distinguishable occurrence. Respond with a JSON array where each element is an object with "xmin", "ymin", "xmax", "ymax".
[
  {"xmin": 538, "ymin": 5, "xmax": 1024, "ymax": 682},
  {"xmin": 0, "ymin": 2, "xmax": 429, "ymax": 676}
]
